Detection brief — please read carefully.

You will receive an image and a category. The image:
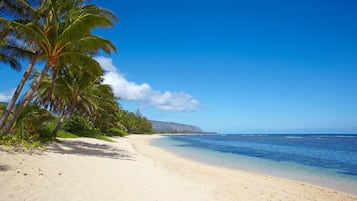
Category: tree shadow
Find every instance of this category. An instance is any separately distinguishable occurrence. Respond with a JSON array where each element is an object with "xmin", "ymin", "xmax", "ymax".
[
  {"xmin": 46, "ymin": 140, "xmax": 134, "ymax": 161},
  {"xmin": 0, "ymin": 164, "xmax": 11, "ymax": 171}
]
